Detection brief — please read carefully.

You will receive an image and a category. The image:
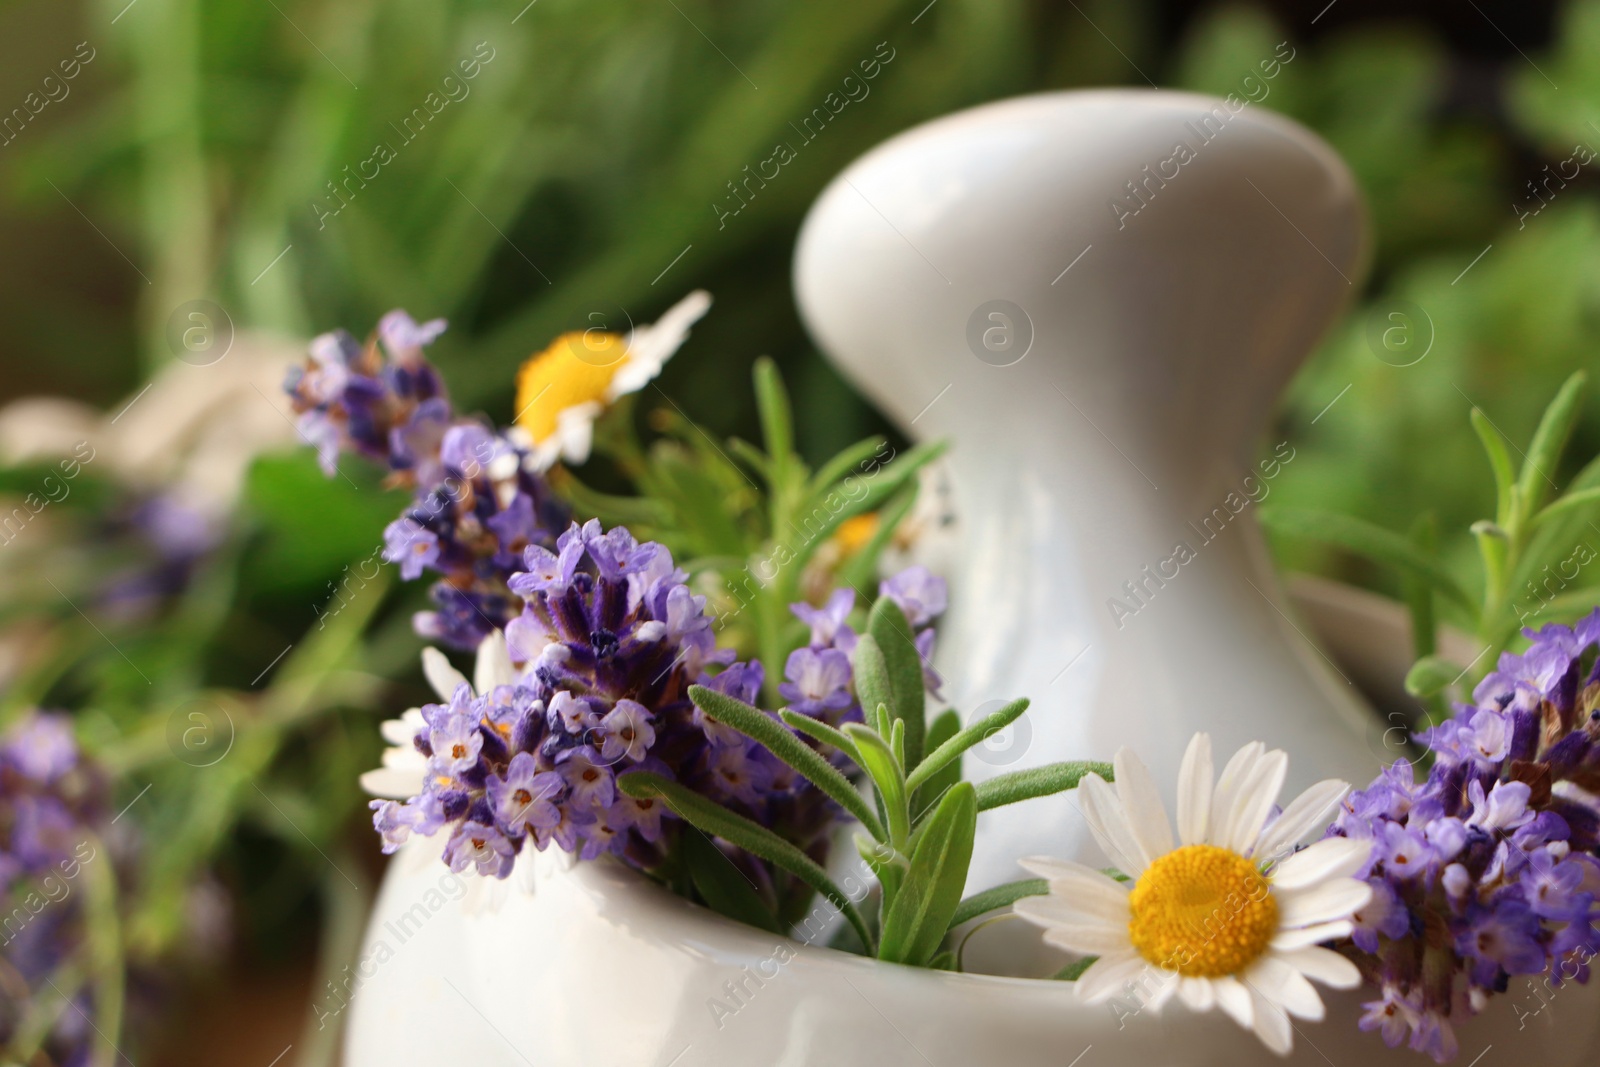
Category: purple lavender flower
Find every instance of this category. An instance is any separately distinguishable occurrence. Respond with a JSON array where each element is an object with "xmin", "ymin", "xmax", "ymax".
[
  {"xmin": 443, "ymin": 821, "xmax": 516, "ymax": 878},
  {"xmin": 0, "ymin": 712, "xmax": 114, "ymax": 1066},
  {"xmin": 879, "ymin": 565, "xmax": 947, "ymax": 628},
  {"xmin": 285, "ymin": 310, "xmax": 567, "ymax": 650},
  {"xmin": 779, "ymin": 647, "xmax": 853, "ymax": 716},
  {"xmin": 368, "ymin": 521, "xmax": 842, "ymax": 873},
  {"xmin": 1332, "ymin": 609, "xmax": 1600, "ymax": 1060},
  {"xmin": 791, "ymin": 589, "xmax": 855, "ymax": 648}
]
